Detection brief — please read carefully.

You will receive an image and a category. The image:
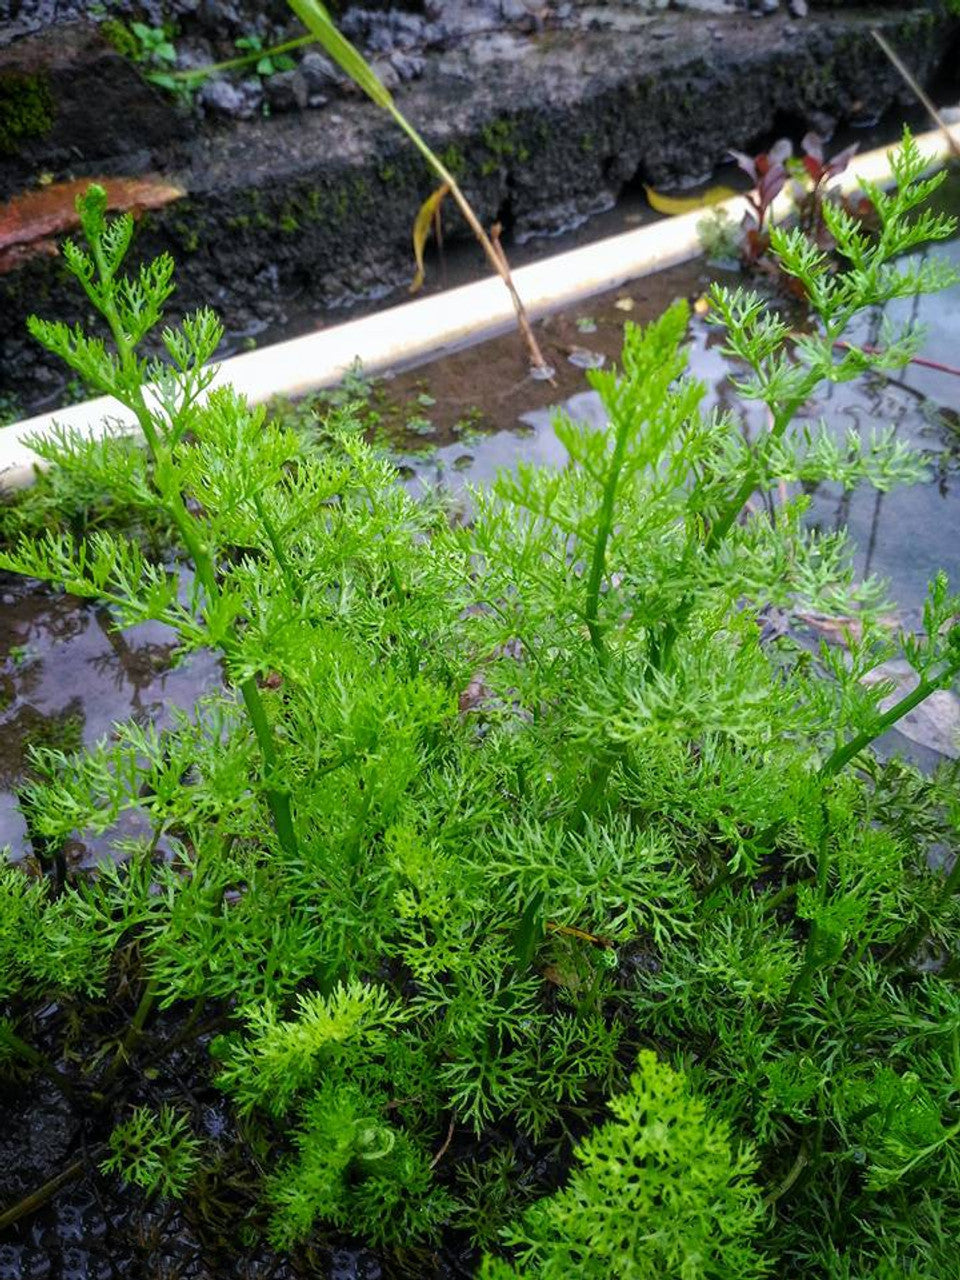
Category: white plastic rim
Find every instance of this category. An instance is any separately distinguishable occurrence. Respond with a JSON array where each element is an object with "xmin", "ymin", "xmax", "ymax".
[{"xmin": 1, "ymin": 126, "xmax": 956, "ymax": 490}]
